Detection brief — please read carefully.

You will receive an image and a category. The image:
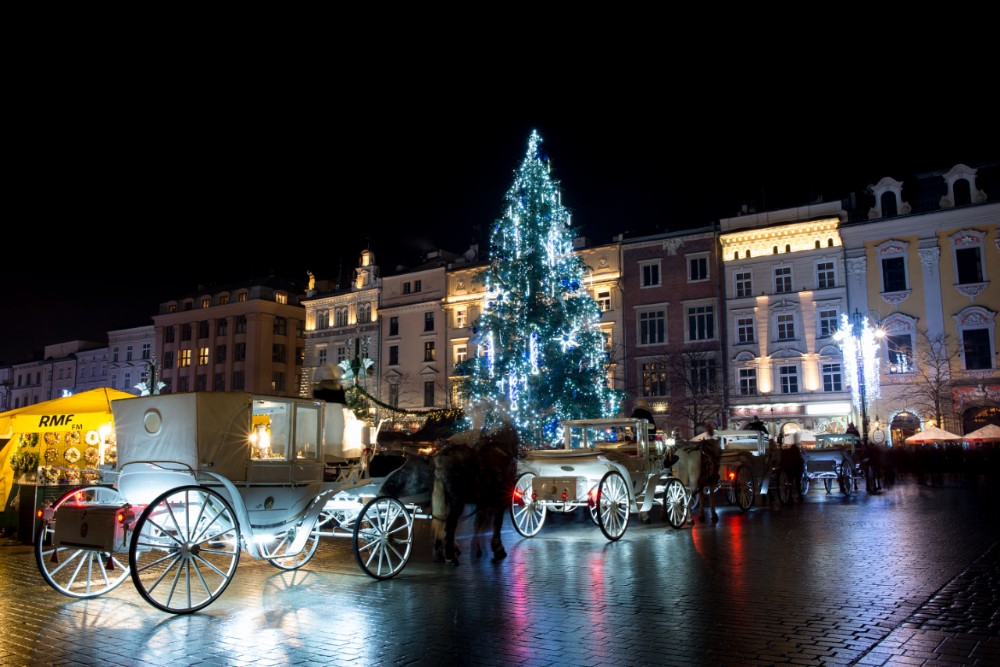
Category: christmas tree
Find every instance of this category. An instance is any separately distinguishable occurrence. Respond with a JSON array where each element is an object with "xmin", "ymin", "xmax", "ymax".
[{"xmin": 459, "ymin": 130, "xmax": 621, "ymax": 444}]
